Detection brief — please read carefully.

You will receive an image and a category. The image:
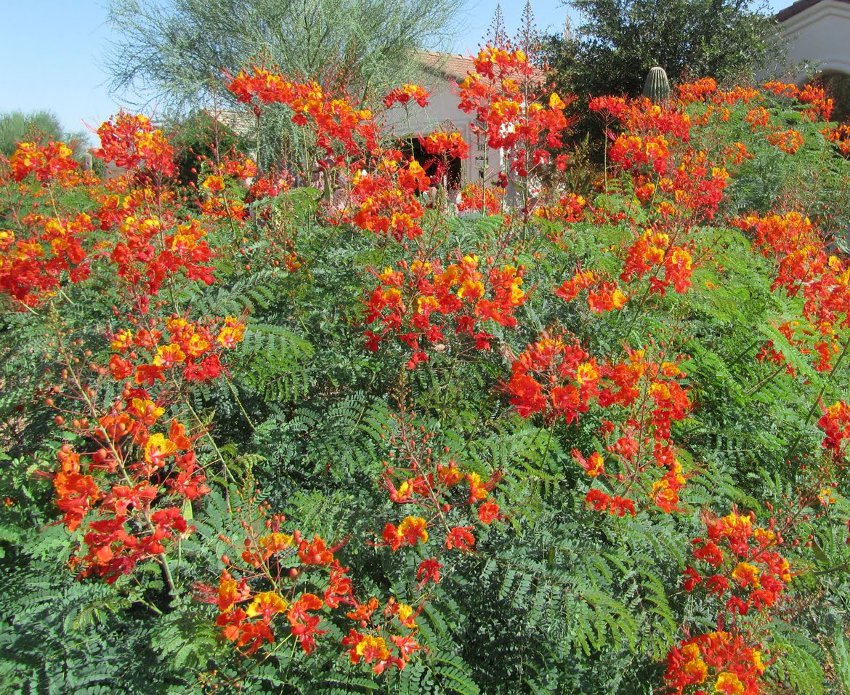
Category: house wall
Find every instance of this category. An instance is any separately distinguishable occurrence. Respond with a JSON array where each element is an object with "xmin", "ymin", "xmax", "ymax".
[
  {"xmin": 780, "ymin": 0, "xmax": 850, "ymax": 80},
  {"xmin": 382, "ymin": 75, "xmax": 503, "ymax": 188}
]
